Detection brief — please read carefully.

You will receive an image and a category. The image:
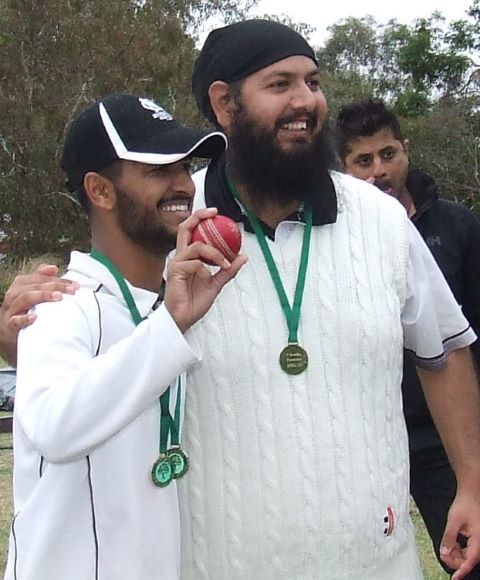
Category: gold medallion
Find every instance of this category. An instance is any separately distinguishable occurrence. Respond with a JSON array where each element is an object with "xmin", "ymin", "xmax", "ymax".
[{"xmin": 279, "ymin": 343, "xmax": 308, "ymax": 375}]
